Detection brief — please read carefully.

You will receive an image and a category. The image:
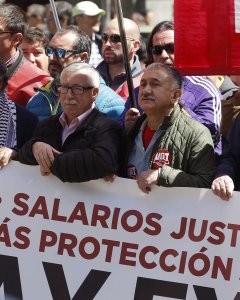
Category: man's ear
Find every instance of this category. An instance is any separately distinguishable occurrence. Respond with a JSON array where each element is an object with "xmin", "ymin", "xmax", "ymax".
[
  {"xmin": 133, "ymin": 39, "xmax": 141, "ymax": 52},
  {"xmin": 92, "ymin": 87, "xmax": 99, "ymax": 99},
  {"xmin": 79, "ymin": 52, "xmax": 89, "ymax": 62},
  {"xmin": 12, "ymin": 33, "xmax": 23, "ymax": 47},
  {"xmin": 171, "ymin": 88, "xmax": 182, "ymax": 104}
]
